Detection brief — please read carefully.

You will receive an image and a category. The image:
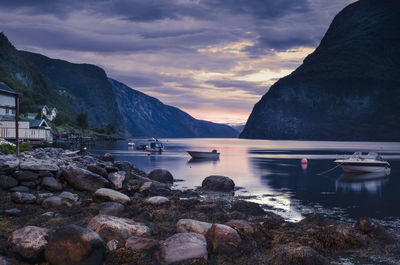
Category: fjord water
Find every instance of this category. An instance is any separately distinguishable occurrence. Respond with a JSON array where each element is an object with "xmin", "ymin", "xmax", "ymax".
[{"xmin": 90, "ymin": 139, "xmax": 400, "ymax": 224}]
